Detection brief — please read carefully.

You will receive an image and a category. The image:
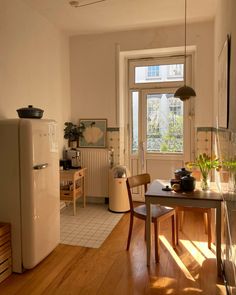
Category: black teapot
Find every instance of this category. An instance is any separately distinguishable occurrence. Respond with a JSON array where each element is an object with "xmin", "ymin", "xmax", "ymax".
[
  {"xmin": 174, "ymin": 167, "xmax": 191, "ymax": 180},
  {"xmin": 181, "ymin": 175, "xmax": 196, "ymax": 192}
]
